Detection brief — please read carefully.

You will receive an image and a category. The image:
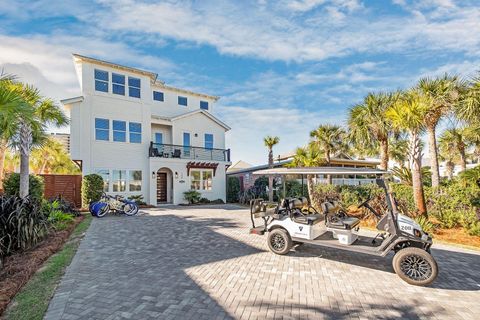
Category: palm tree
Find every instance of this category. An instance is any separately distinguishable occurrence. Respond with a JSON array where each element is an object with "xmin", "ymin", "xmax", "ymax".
[
  {"xmin": 438, "ymin": 127, "xmax": 468, "ymax": 172},
  {"xmin": 263, "ymin": 135, "xmax": 279, "ymax": 202},
  {"xmin": 1, "ymin": 82, "xmax": 68, "ymax": 197},
  {"xmin": 289, "ymin": 144, "xmax": 324, "ymax": 201},
  {"xmin": 310, "ymin": 124, "xmax": 346, "ymax": 184},
  {"xmin": 348, "ymin": 92, "xmax": 396, "ymax": 170},
  {"xmin": 417, "ymin": 74, "xmax": 461, "ymax": 188},
  {"xmin": 438, "ymin": 133, "xmax": 460, "ymax": 180},
  {"xmin": 30, "ymin": 138, "xmax": 79, "ymax": 174},
  {"xmin": 386, "ymin": 90, "xmax": 429, "ymax": 217},
  {"xmin": 464, "ymin": 124, "xmax": 480, "ymax": 164},
  {"xmin": 388, "ymin": 136, "xmax": 409, "ymax": 168},
  {"xmin": 456, "ymin": 73, "xmax": 480, "ymax": 124}
]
